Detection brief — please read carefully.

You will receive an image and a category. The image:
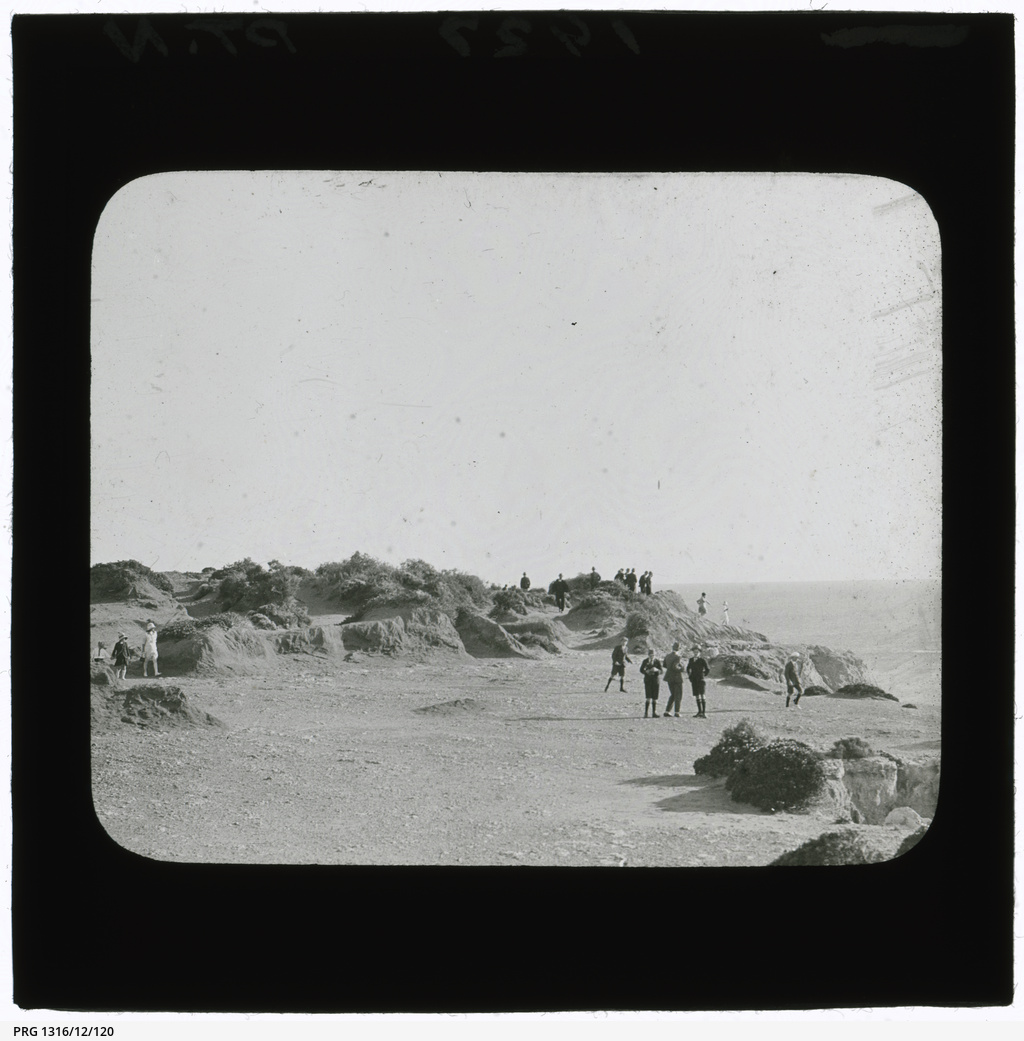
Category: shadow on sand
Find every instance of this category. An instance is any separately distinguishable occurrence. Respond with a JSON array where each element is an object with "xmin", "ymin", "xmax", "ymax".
[
  {"xmin": 657, "ymin": 781, "xmax": 766, "ymax": 815},
  {"xmin": 621, "ymin": 774, "xmax": 766, "ymax": 815},
  {"xmin": 510, "ymin": 715, "xmax": 640, "ymax": 723},
  {"xmin": 621, "ymin": 772, "xmax": 708, "ymax": 789}
]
